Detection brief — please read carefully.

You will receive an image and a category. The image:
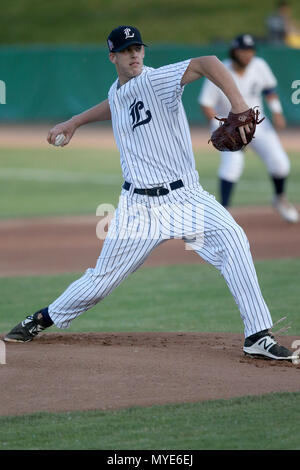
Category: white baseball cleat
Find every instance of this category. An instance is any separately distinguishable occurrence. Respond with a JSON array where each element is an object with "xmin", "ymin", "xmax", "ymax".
[
  {"xmin": 243, "ymin": 330, "xmax": 299, "ymax": 361},
  {"xmin": 272, "ymin": 195, "xmax": 299, "ymax": 223}
]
